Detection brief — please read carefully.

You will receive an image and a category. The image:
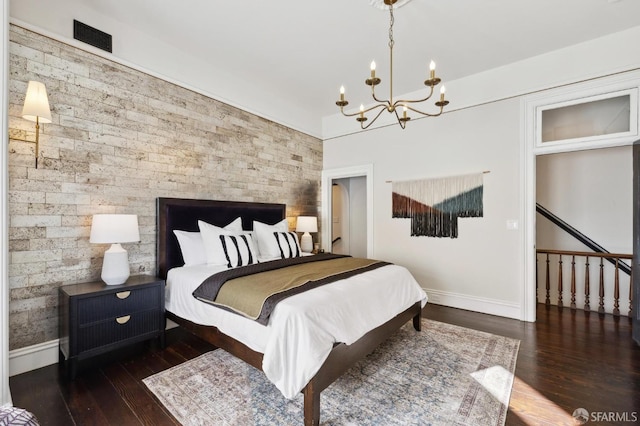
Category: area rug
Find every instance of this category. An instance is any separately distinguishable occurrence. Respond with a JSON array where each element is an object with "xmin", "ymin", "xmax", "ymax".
[{"xmin": 143, "ymin": 319, "xmax": 519, "ymax": 425}]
